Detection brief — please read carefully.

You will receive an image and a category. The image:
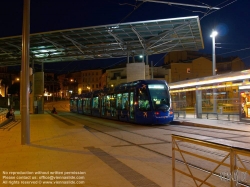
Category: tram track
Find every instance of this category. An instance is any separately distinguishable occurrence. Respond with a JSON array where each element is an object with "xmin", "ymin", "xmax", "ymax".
[
  {"xmin": 54, "ymin": 111, "xmax": 250, "ymax": 147},
  {"xmin": 58, "ymin": 111, "xmax": 250, "ymax": 145},
  {"xmin": 44, "ymin": 101, "xmax": 250, "ymax": 186},
  {"xmin": 155, "ymin": 125, "xmax": 250, "ymax": 144},
  {"xmin": 45, "ymin": 111, "xmax": 250, "ymax": 186},
  {"xmin": 57, "ymin": 112, "xmax": 250, "ymax": 161},
  {"xmin": 56, "ymin": 112, "xmax": 250, "ymax": 186}
]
